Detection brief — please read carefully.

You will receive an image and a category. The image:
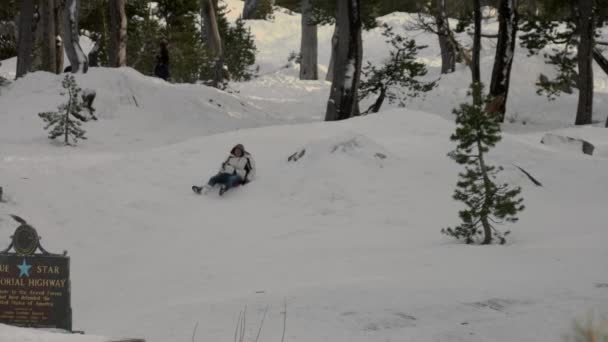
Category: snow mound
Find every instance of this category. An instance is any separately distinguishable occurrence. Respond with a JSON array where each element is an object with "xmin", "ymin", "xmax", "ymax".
[
  {"xmin": 273, "ymin": 133, "xmax": 397, "ymax": 212},
  {"xmin": 0, "ymin": 324, "xmax": 107, "ymax": 342},
  {"xmin": 541, "ymin": 133, "xmax": 595, "ymax": 155},
  {"xmin": 0, "ymin": 67, "xmax": 284, "ymax": 153},
  {"xmin": 287, "ymin": 133, "xmax": 393, "ymax": 167}
]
